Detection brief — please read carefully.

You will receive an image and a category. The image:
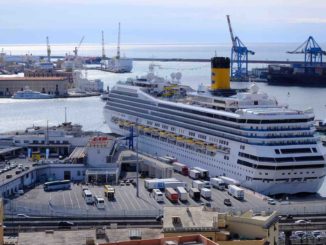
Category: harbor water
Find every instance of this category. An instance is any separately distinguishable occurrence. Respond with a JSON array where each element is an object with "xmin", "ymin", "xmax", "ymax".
[{"xmin": 0, "ymin": 44, "xmax": 326, "ymax": 196}]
